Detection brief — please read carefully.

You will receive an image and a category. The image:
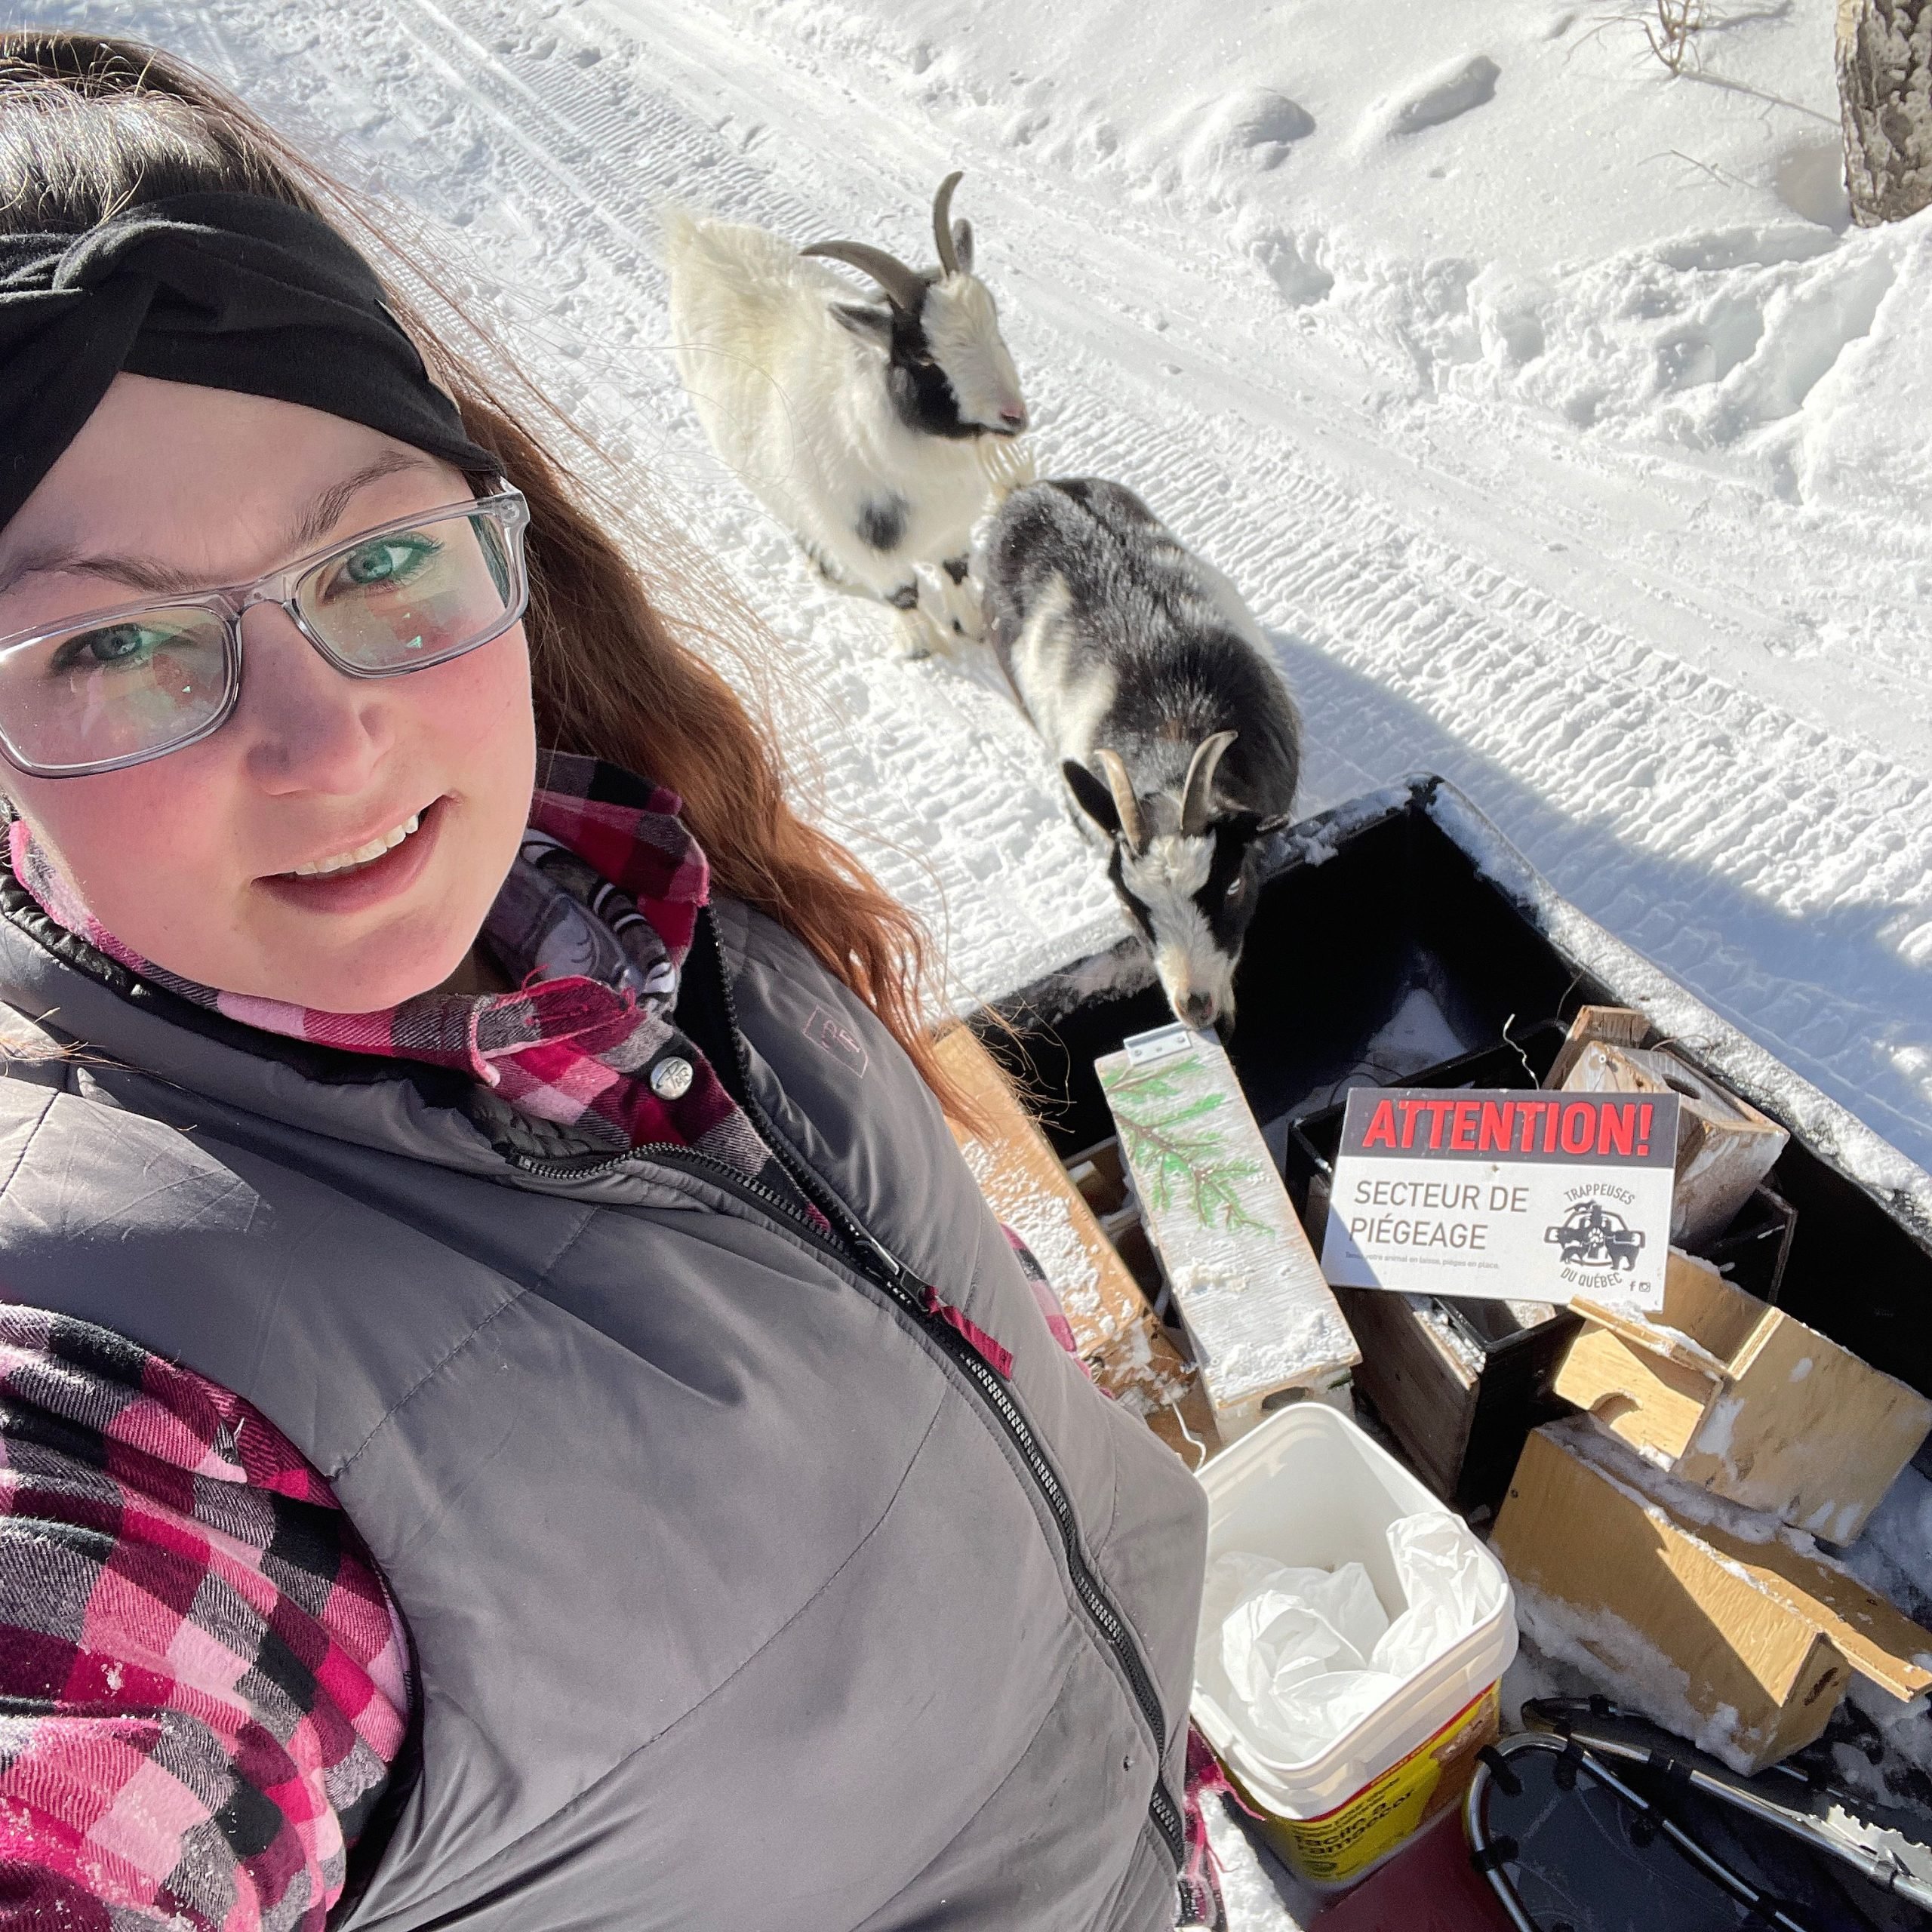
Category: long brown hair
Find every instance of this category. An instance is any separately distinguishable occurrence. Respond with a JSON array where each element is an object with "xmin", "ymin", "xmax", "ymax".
[{"xmin": 0, "ymin": 30, "xmax": 973, "ymax": 1117}]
